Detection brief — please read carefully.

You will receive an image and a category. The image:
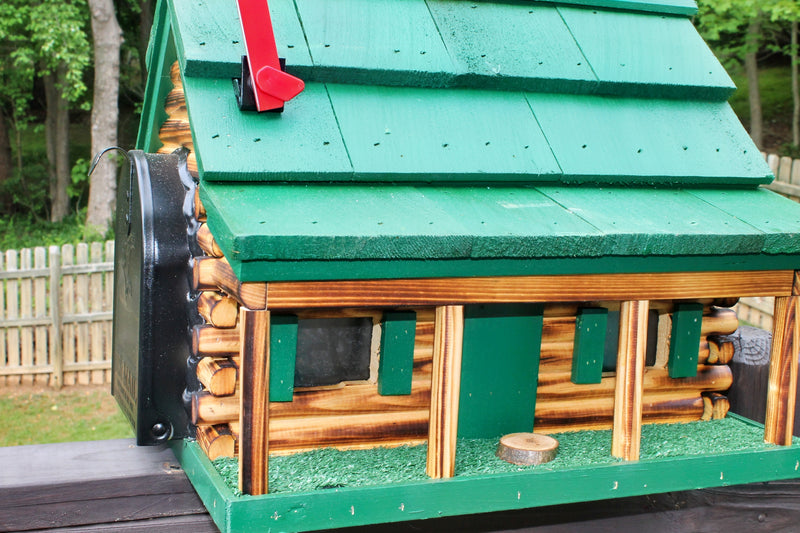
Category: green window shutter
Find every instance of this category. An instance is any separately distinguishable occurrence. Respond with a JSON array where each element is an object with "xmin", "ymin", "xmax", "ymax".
[
  {"xmin": 571, "ymin": 307, "xmax": 608, "ymax": 384},
  {"xmin": 269, "ymin": 314, "xmax": 299, "ymax": 401},
  {"xmin": 378, "ymin": 311, "xmax": 417, "ymax": 396},
  {"xmin": 668, "ymin": 303, "xmax": 704, "ymax": 378}
]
